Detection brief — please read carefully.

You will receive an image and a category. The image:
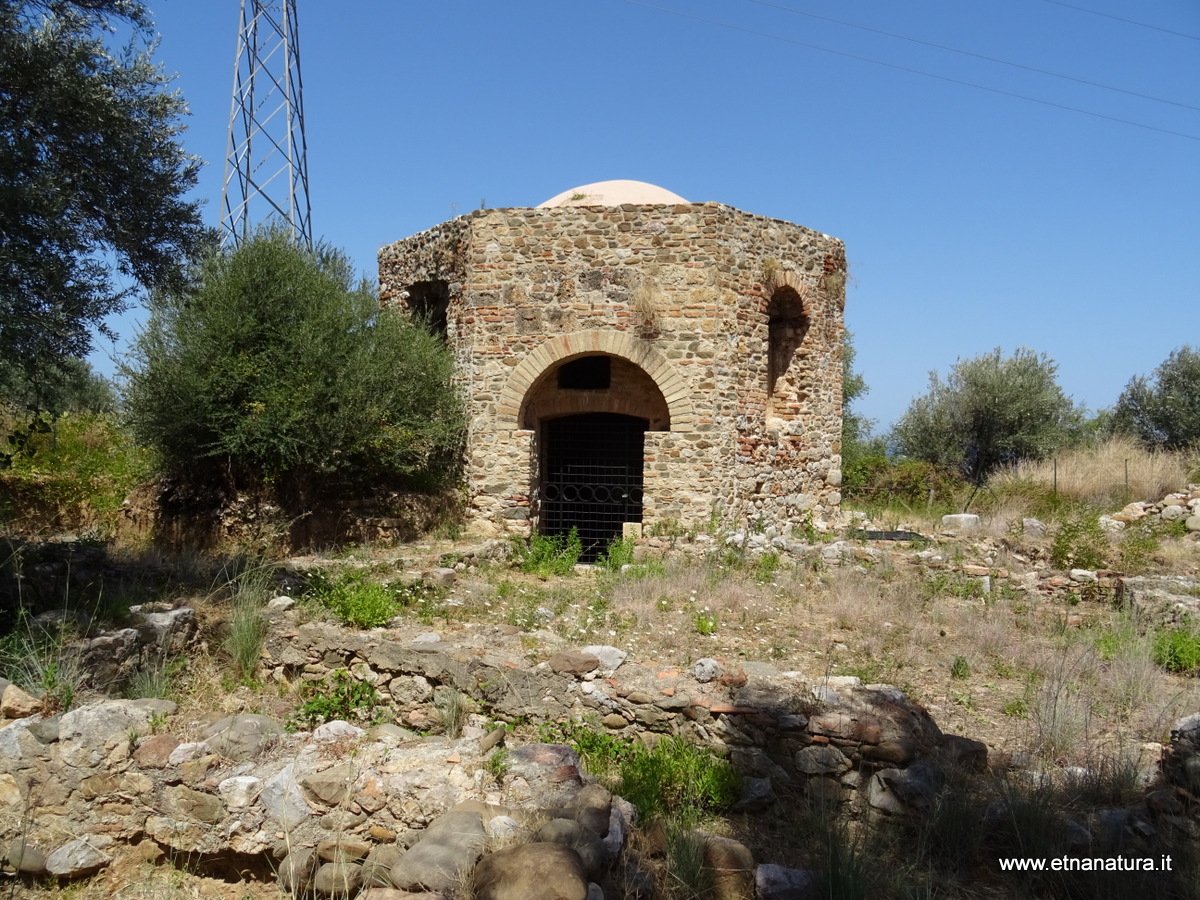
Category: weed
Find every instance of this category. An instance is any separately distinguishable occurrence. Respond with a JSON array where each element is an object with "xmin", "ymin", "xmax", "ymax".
[
  {"xmin": 950, "ymin": 655, "xmax": 971, "ymax": 680},
  {"xmin": 512, "ymin": 528, "xmax": 582, "ymax": 577},
  {"xmin": 1153, "ymin": 624, "xmax": 1200, "ymax": 674},
  {"xmin": 483, "ymin": 747, "xmax": 509, "ymax": 783},
  {"xmin": 1003, "ymin": 698, "xmax": 1029, "ymax": 717},
  {"xmin": 223, "ymin": 565, "xmax": 272, "ymax": 683},
  {"xmin": 597, "ymin": 535, "xmax": 636, "ymax": 571},
  {"xmin": 753, "ymin": 550, "xmax": 781, "ymax": 583},
  {"xmin": 1049, "ymin": 507, "xmax": 1109, "ymax": 570},
  {"xmin": 287, "ymin": 667, "xmax": 383, "ymax": 730},
  {"xmin": 306, "ymin": 567, "xmax": 401, "ymax": 628},
  {"xmin": 616, "ymin": 736, "xmax": 742, "ymax": 826},
  {"xmin": 0, "ymin": 609, "xmax": 85, "ymax": 712},
  {"xmin": 435, "ymin": 689, "xmax": 470, "ymax": 738},
  {"xmin": 124, "ymin": 657, "xmax": 179, "ymax": 700},
  {"xmin": 663, "ymin": 826, "xmax": 715, "ymax": 900},
  {"xmin": 693, "ymin": 611, "xmax": 718, "ymax": 635}
]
